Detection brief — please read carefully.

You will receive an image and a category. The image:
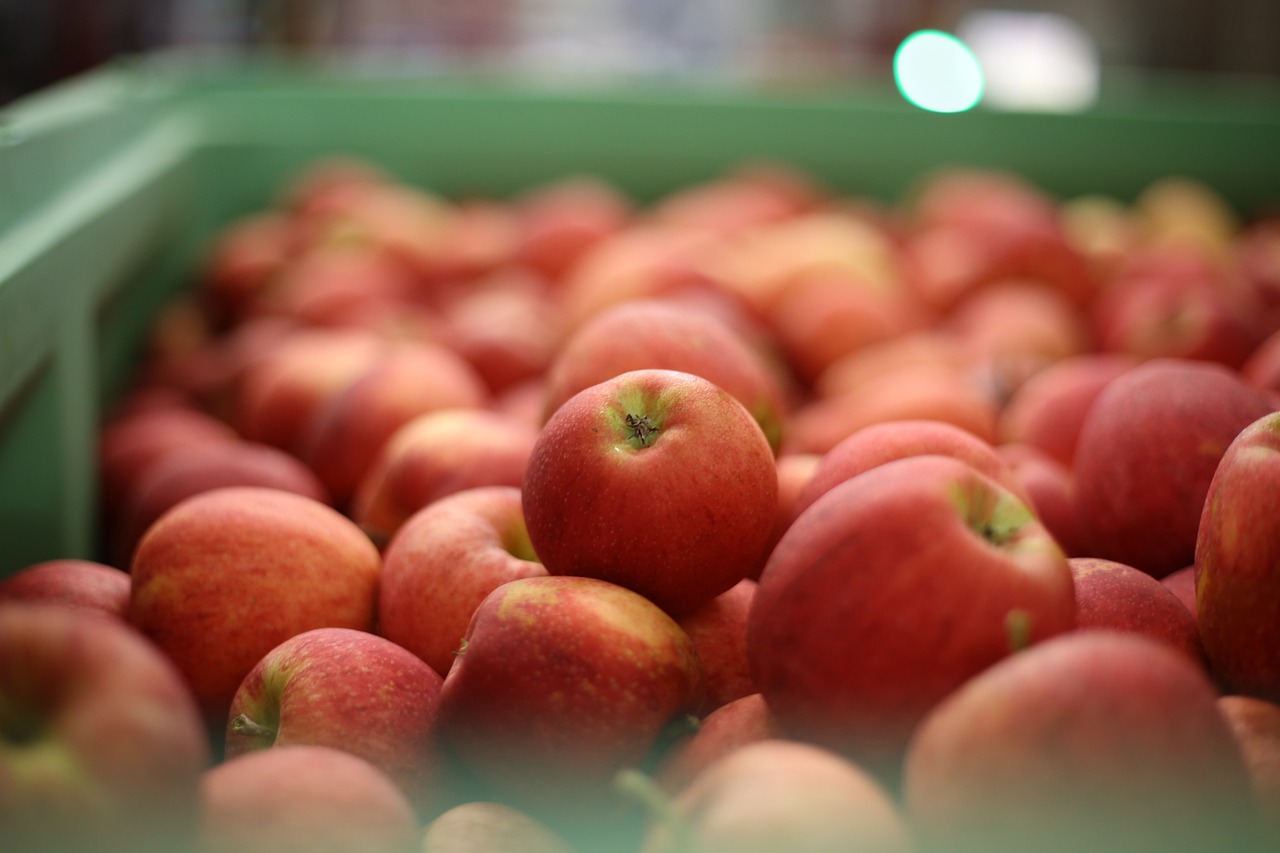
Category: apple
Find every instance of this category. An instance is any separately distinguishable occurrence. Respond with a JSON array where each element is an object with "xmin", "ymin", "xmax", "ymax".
[
  {"xmin": 1069, "ymin": 557, "xmax": 1205, "ymax": 665},
  {"xmin": 1162, "ymin": 564, "xmax": 1199, "ymax": 619},
  {"xmin": 1219, "ymin": 695, "xmax": 1280, "ymax": 846},
  {"xmin": 111, "ymin": 438, "xmax": 331, "ymax": 569},
  {"xmin": 199, "ymin": 744, "xmax": 420, "ymax": 853},
  {"xmin": 540, "ymin": 298, "xmax": 789, "ymax": 452},
  {"xmin": 0, "ymin": 559, "xmax": 131, "ymax": 617},
  {"xmin": 1196, "ymin": 410, "xmax": 1280, "ymax": 702},
  {"xmin": 255, "ymin": 241, "xmax": 423, "ymax": 328},
  {"xmin": 653, "ymin": 693, "xmax": 785, "ymax": 794},
  {"xmin": 378, "ymin": 485, "xmax": 547, "ymax": 677},
  {"xmin": 352, "ymin": 407, "xmax": 539, "ymax": 547},
  {"xmin": 676, "ymin": 578, "xmax": 757, "ymax": 717},
  {"xmin": 793, "ymin": 418, "xmax": 1029, "ymax": 521},
  {"xmin": 128, "ymin": 486, "xmax": 382, "ymax": 725},
  {"xmin": 522, "ymin": 368, "xmax": 779, "ymax": 616},
  {"xmin": 995, "ymin": 352, "xmax": 1139, "ymax": 467},
  {"xmin": 299, "ymin": 342, "xmax": 490, "ymax": 508},
  {"xmin": 512, "ymin": 173, "xmax": 632, "ymax": 284},
  {"xmin": 0, "ymin": 603, "xmax": 210, "ymax": 853},
  {"xmin": 1072, "ymin": 357, "xmax": 1275, "ymax": 578},
  {"xmin": 649, "ymin": 163, "xmax": 815, "ymax": 238},
  {"xmin": 421, "ymin": 801, "xmax": 575, "ymax": 853},
  {"xmin": 763, "ymin": 452, "xmax": 820, "ymax": 569},
  {"xmin": 436, "ymin": 575, "xmax": 703, "ymax": 826},
  {"xmin": 635, "ymin": 739, "xmax": 914, "ymax": 853},
  {"xmin": 1243, "ymin": 326, "xmax": 1280, "ymax": 395},
  {"xmin": 902, "ymin": 630, "xmax": 1259, "ymax": 853},
  {"xmin": 748, "ymin": 454, "xmax": 1075, "ymax": 778},
  {"xmin": 997, "ymin": 442, "xmax": 1089, "ymax": 557},
  {"xmin": 225, "ymin": 627, "xmax": 444, "ymax": 813},
  {"xmin": 200, "ymin": 211, "xmax": 299, "ymax": 324},
  {"xmin": 813, "ymin": 329, "xmax": 972, "ymax": 400}
]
